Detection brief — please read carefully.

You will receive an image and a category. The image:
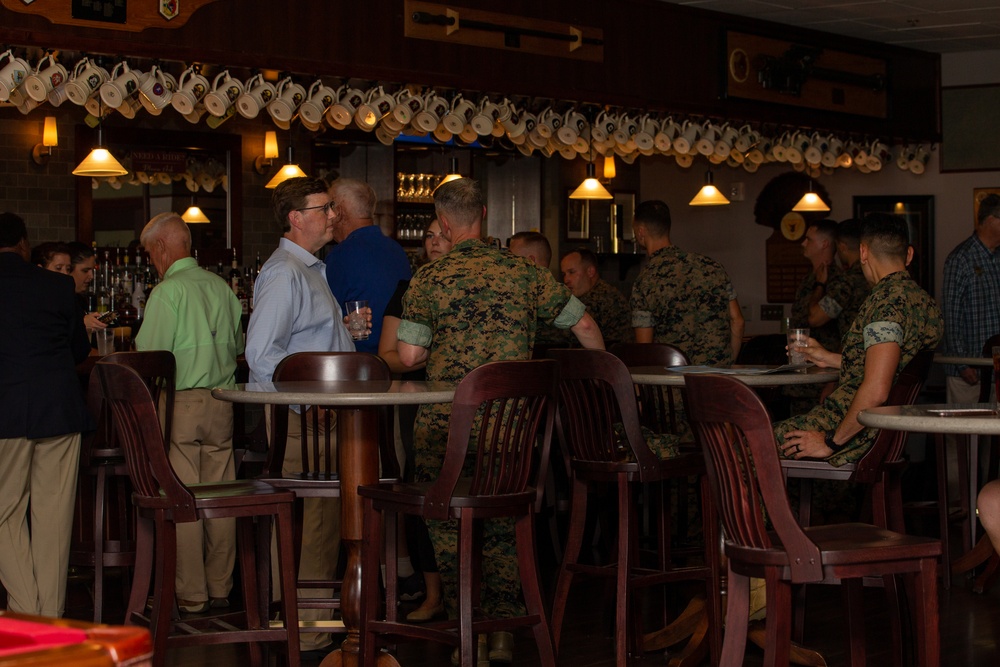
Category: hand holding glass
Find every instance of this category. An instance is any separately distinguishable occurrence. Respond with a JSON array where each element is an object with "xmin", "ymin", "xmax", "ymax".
[
  {"xmin": 345, "ymin": 300, "xmax": 370, "ymax": 341},
  {"xmin": 787, "ymin": 328, "xmax": 810, "ymax": 366}
]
